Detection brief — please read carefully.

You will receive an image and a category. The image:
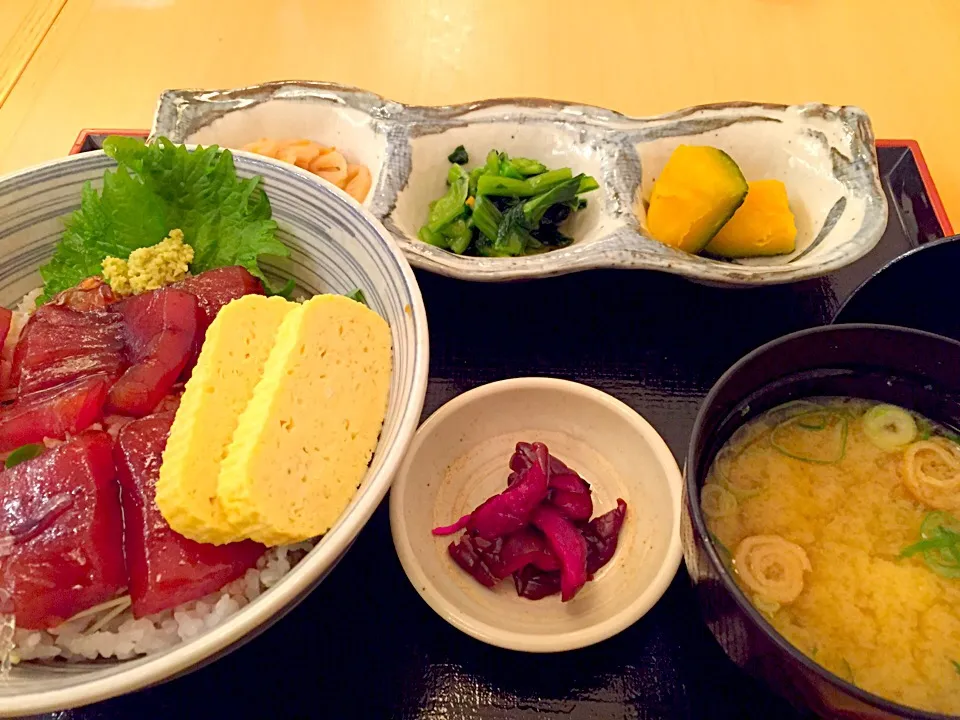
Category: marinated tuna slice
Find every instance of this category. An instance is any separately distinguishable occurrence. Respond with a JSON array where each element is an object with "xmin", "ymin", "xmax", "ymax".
[
  {"xmin": 114, "ymin": 413, "xmax": 264, "ymax": 618},
  {"xmin": 106, "ymin": 289, "xmax": 199, "ymax": 417},
  {"xmin": 12, "ymin": 305, "xmax": 126, "ymax": 395},
  {"xmin": 0, "ymin": 307, "xmax": 11, "ymax": 350},
  {"xmin": 175, "ymin": 267, "xmax": 264, "ymax": 331},
  {"xmin": 0, "ymin": 431, "xmax": 126, "ymax": 629},
  {"xmin": 0, "ymin": 374, "xmax": 111, "ymax": 452},
  {"xmin": 175, "ymin": 267, "xmax": 264, "ymax": 372}
]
